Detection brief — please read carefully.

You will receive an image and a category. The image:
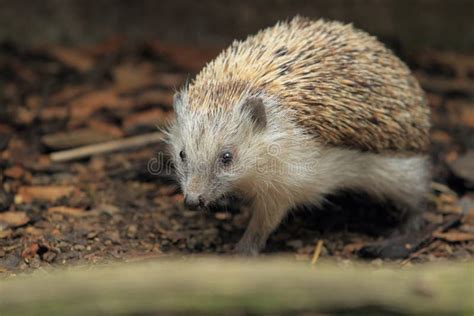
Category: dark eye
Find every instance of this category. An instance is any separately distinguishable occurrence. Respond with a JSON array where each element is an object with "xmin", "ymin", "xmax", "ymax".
[
  {"xmin": 179, "ymin": 150, "xmax": 186, "ymax": 161},
  {"xmin": 221, "ymin": 151, "xmax": 233, "ymax": 165}
]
